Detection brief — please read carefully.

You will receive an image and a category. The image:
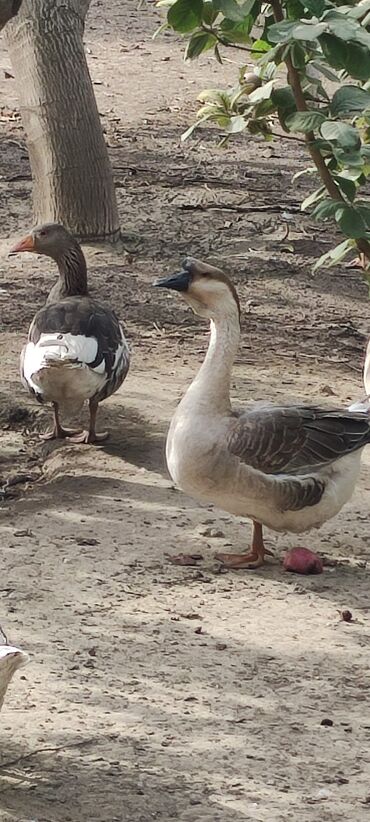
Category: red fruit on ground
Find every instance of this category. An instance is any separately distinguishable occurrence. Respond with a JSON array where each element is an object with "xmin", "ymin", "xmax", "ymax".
[{"xmin": 283, "ymin": 547, "xmax": 323, "ymax": 575}]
